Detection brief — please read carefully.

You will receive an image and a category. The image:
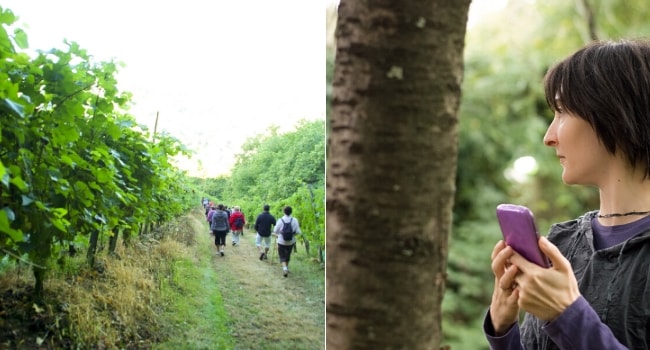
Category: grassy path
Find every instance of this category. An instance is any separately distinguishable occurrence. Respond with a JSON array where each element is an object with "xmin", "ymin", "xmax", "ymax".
[{"xmin": 158, "ymin": 210, "xmax": 325, "ymax": 350}]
